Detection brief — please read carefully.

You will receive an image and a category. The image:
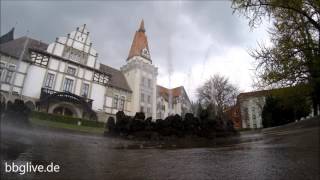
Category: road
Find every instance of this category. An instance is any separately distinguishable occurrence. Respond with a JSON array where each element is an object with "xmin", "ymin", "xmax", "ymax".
[{"xmin": 1, "ymin": 117, "xmax": 319, "ymax": 180}]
